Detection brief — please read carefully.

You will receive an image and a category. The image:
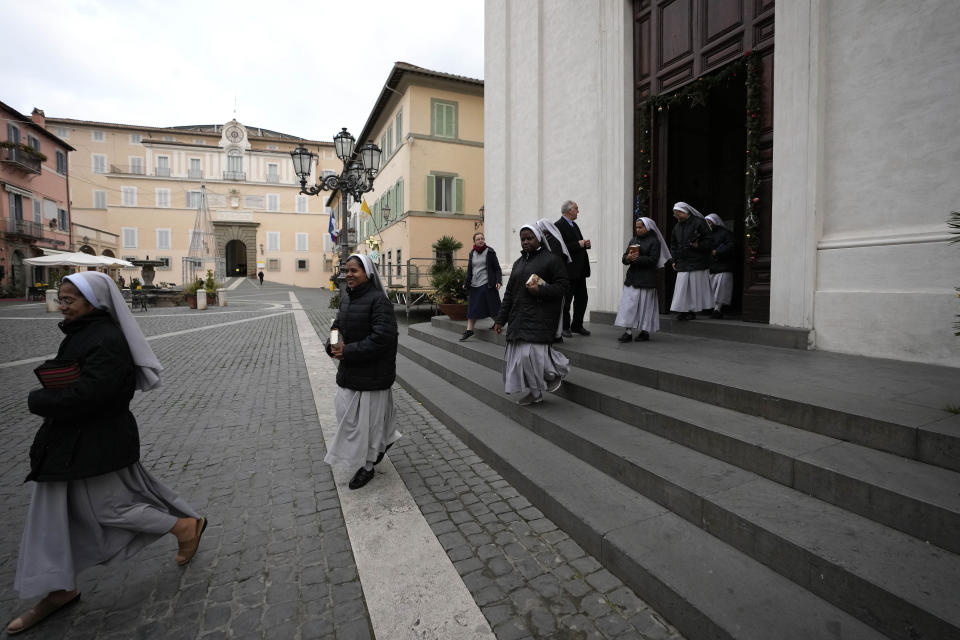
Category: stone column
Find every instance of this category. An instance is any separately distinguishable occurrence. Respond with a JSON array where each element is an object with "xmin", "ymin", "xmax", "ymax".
[
  {"xmin": 217, "ymin": 288, "xmax": 227, "ymax": 306},
  {"xmin": 46, "ymin": 289, "xmax": 58, "ymax": 312},
  {"xmin": 197, "ymin": 289, "xmax": 207, "ymax": 310}
]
